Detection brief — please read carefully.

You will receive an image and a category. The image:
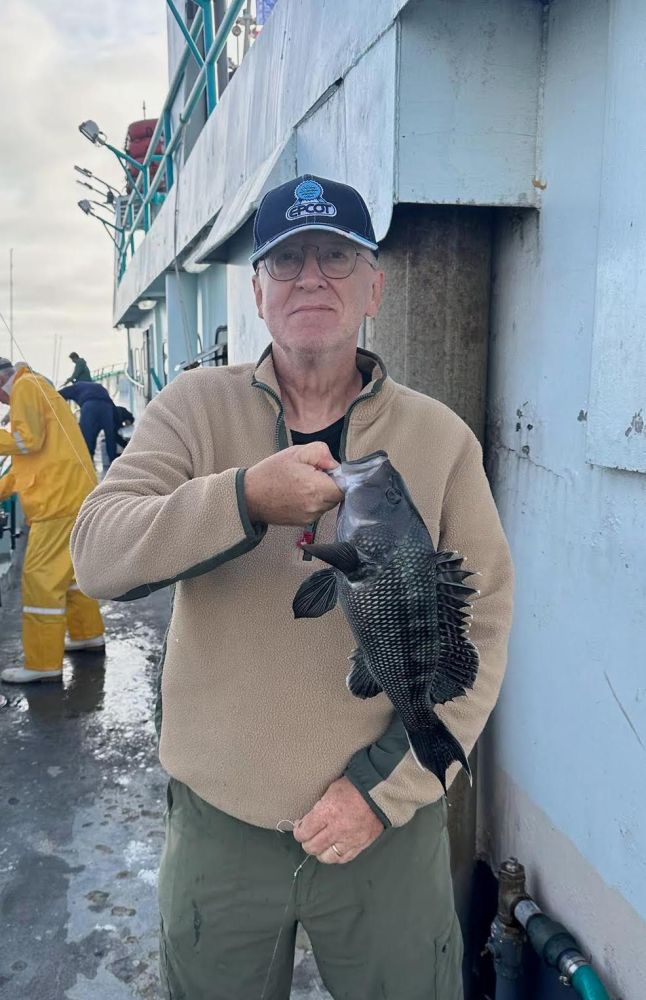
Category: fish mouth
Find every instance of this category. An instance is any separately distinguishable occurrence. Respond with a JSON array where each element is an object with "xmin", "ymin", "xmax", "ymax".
[
  {"xmin": 328, "ymin": 451, "xmax": 389, "ymax": 491},
  {"xmin": 341, "ymin": 450, "xmax": 388, "ymax": 467}
]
